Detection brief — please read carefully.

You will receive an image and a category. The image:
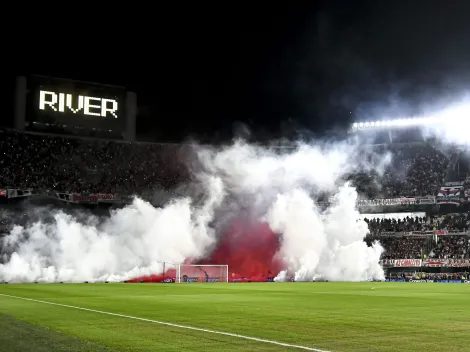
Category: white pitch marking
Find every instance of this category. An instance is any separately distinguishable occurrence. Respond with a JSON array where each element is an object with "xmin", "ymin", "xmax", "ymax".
[{"xmin": 0, "ymin": 293, "xmax": 330, "ymax": 352}]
